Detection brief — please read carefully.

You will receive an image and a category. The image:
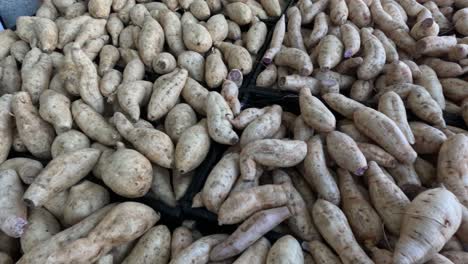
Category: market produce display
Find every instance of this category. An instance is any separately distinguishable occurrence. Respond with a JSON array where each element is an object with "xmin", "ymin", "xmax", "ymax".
[{"xmin": 0, "ymin": 0, "xmax": 468, "ymax": 263}]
